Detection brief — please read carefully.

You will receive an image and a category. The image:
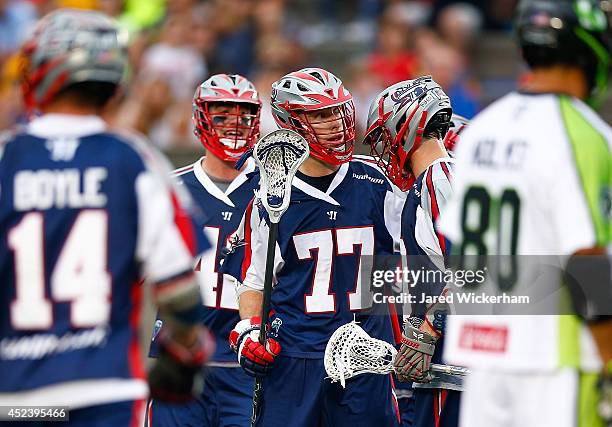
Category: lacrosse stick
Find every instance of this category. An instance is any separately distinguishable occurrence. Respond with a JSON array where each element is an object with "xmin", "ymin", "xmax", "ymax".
[
  {"xmin": 324, "ymin": 322, "xmax": 469, "ymax": 388},
  {"xmin": 249, "ymin": 129, "xmax": 309, "ymax": 427}
]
